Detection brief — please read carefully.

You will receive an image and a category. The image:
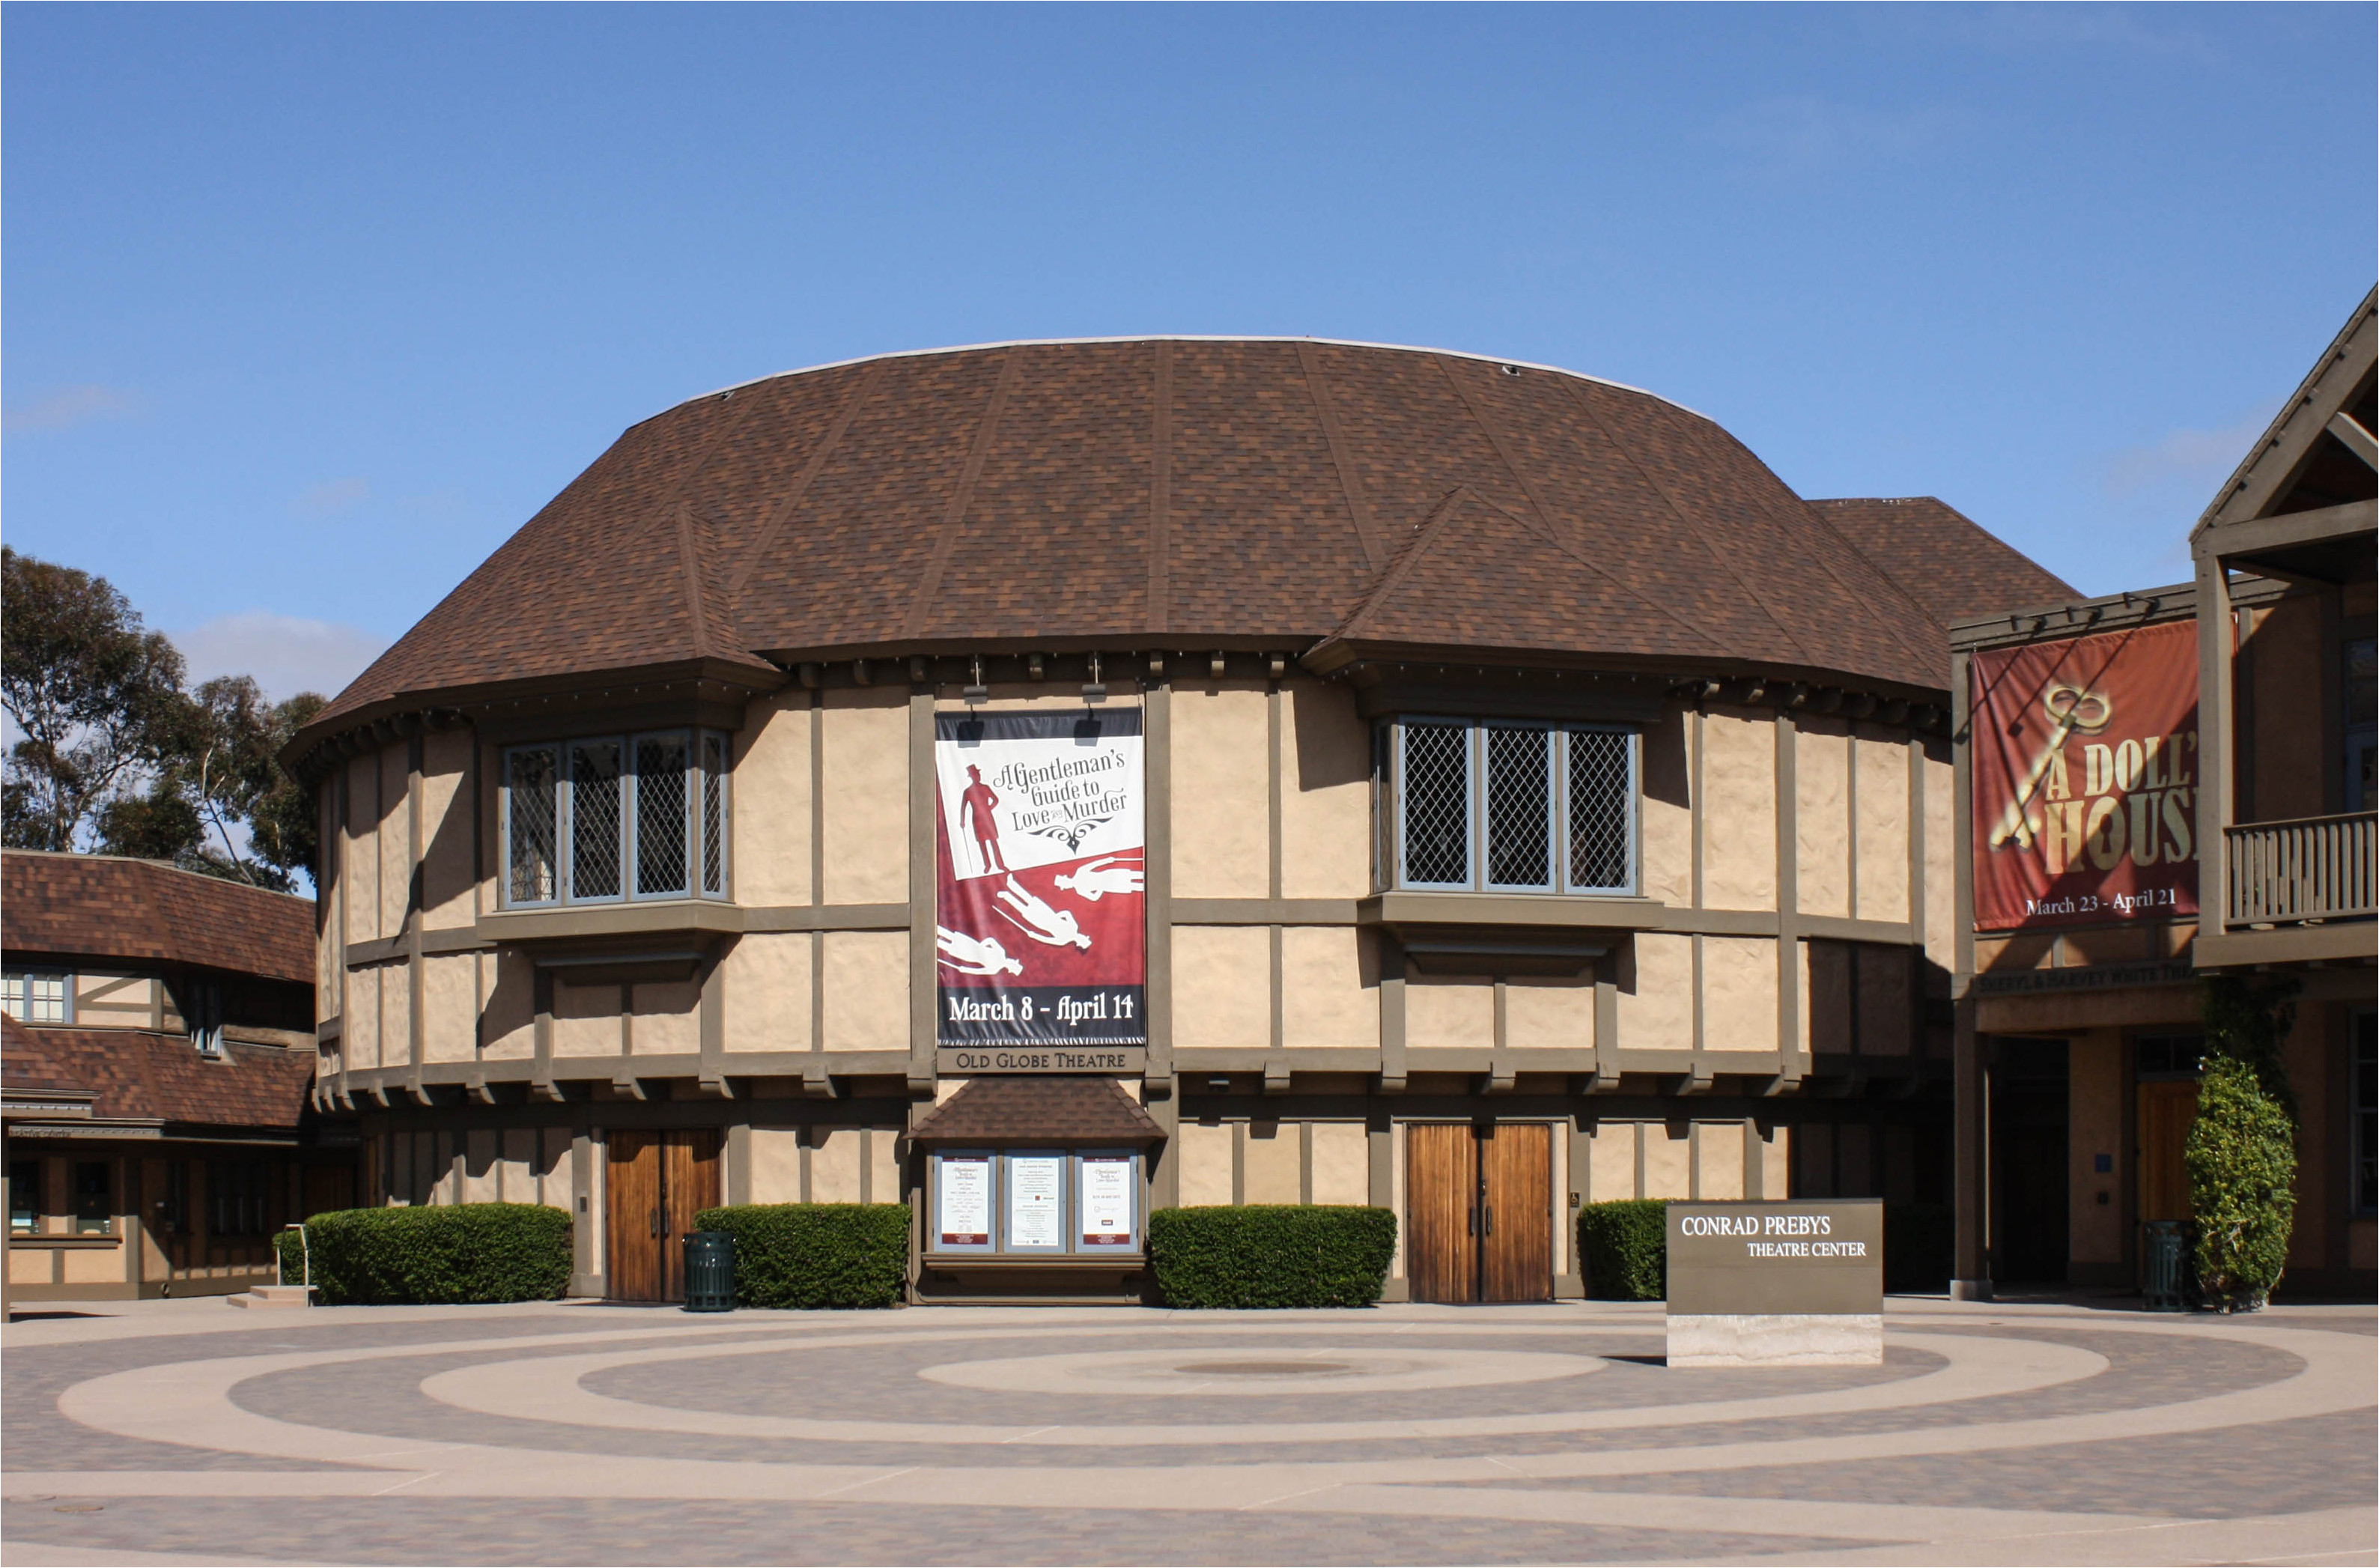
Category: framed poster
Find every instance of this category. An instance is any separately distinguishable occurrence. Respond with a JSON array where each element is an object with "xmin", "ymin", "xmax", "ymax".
[
  {"xmin": 1970, "ymin": 619, "xmax": 2200, "ymax": 932},
  {"xmin": 933, "ymin": 711, "xmax": 1146, "ymax": 1048},
  {"xmin": 1005, "ymin": 1152, "xmax": 1066, "ymax": 1251},
  {"xmin": 934, "ymin": 1153, "xmax": 994, "ymax": 1250},
  {"xmin": 1078, "ymin": 1152, "xmax": 1137, "ymax": 1249}
]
